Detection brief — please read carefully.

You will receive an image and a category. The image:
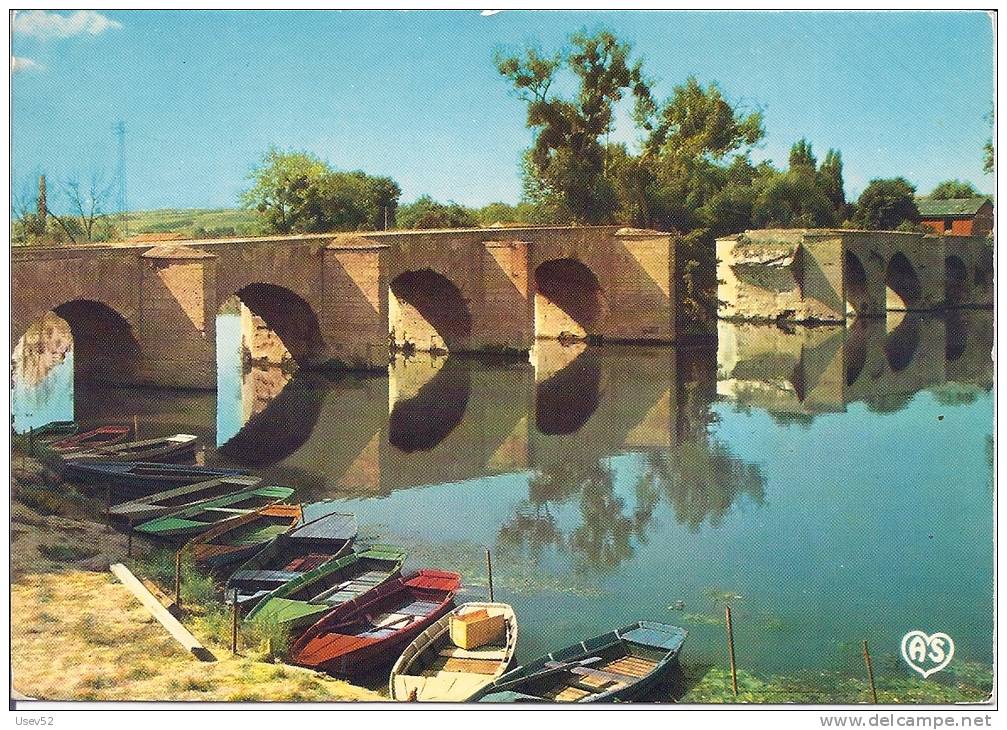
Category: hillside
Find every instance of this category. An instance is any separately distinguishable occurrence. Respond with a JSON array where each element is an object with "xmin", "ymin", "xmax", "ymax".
[{"xmin": 125, "ymin": 208, "xmax": 268, "ymax": 239}]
